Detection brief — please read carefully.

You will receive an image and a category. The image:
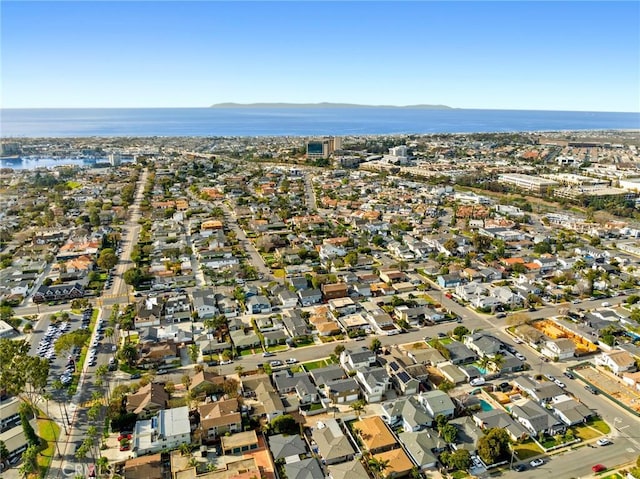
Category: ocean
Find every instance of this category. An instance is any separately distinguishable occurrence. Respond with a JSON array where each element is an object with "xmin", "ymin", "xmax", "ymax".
[{"xmin": 1, "ymin": 107, "xmax": 639, "ymax": 138}]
